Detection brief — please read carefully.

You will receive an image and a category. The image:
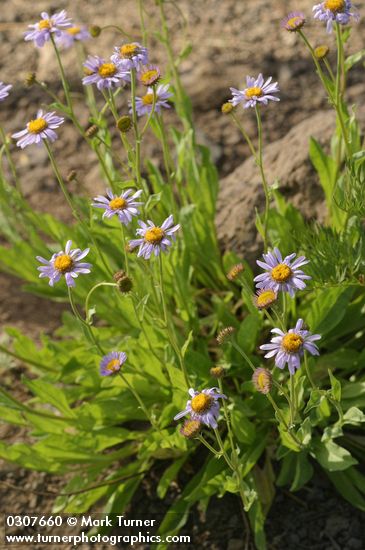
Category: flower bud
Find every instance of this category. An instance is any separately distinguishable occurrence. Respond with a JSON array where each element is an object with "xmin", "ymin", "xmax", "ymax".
[
  {"xmin": 113, "ymin": 270, "xmax": 133, "ymax": 293},
  {"xmin": 116, "ymin": 116, "xmax": 132, "ymax": 133},
  {"xmin": 89, "ymin": 25, "xmax": 101, "ymax": 38},
  {"xmin": 216, "ymin": 326, "xmax": 235, "ymax": 345},
  {"xmin": 24, "ymin": 72, "xmax": 36, "ymax": 87},
  {"xmin": 221, "ymin": 102, "xmax": 234, "ymax": 114},
  {"xmin": 180, "ymin": 419, "xmax": 202, "ymax": 439},
  {"xmin": 314, "ymin": 45, "xmax": 330, "ymax": 59},
  {"xmin": 252, "ymin": 368, "xmax": 272, "ymax": 394},
  {"xmin": 210, "ymin": 366, "xmax": 225, "ymax": 379},
  {"xmin": 85, "ymin": 125, "xmax": 98, "ymax": 138},
  {"xmin": 227, "ymin": 263, "xmax": 244, "ymax": 281}
]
